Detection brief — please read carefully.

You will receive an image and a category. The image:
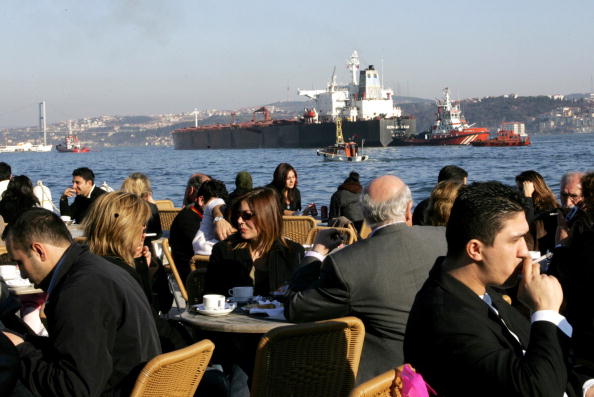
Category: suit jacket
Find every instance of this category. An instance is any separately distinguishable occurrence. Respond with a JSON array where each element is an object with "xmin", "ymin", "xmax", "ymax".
[
  {"xmin": 285, "ymin": 223, "xmax": 447, "ymax": 383},
  {"xmin": 404, "ymin": 258, "xmax": 583, "ymax": 397},
  {"xmin": 59, "ymin": 186, "xmax": 106, "ymax": 223}
]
